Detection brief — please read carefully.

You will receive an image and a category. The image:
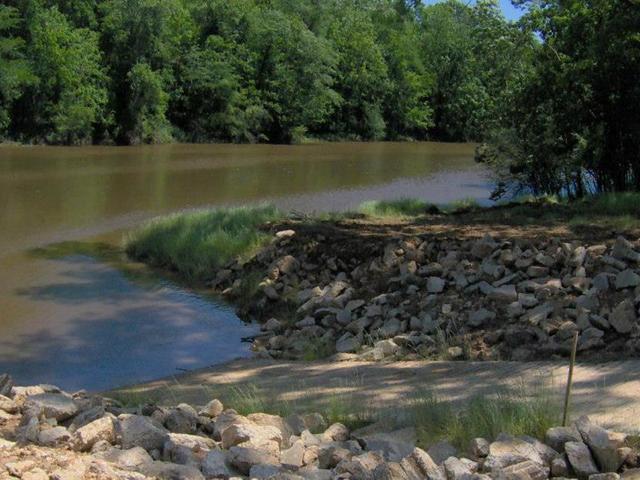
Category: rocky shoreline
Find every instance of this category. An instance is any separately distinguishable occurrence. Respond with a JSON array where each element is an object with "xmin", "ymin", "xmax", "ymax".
[
  {"xmin": 1, "ymin": 373, "xmax": 639, "ymax": 480},
  {"xmin": 208, "ymin": 223, "xmax": 640, "ymax": 362}
]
